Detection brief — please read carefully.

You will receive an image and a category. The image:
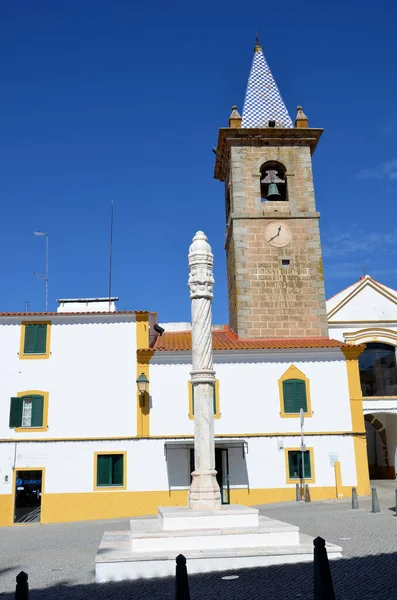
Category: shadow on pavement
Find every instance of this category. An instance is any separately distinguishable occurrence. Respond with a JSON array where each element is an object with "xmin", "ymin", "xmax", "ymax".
[{"xmin": 2, "ymin": 552, "xmax": 397, "ymax": 600}]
